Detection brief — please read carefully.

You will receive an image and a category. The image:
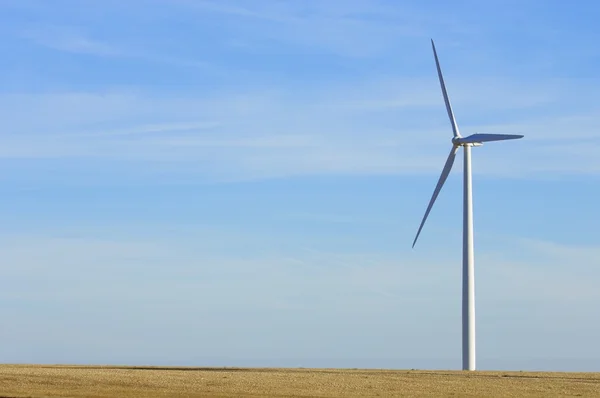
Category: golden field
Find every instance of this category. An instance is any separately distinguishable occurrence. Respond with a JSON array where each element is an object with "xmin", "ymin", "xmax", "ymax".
[{"xmin": 1, "ymin": 365, "xmax": 599, "ymax": 397}]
